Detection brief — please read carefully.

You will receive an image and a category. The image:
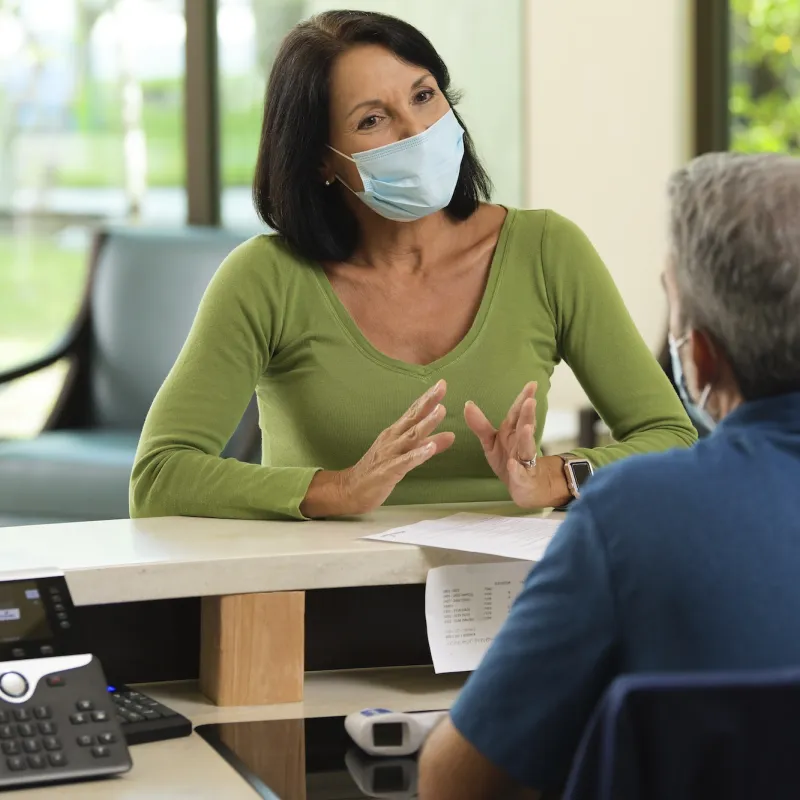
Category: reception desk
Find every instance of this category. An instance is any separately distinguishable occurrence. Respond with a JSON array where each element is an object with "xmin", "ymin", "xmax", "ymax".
[{"xmin": 3, "ymin": 504, "xmax": 554, "ymax": 706}]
